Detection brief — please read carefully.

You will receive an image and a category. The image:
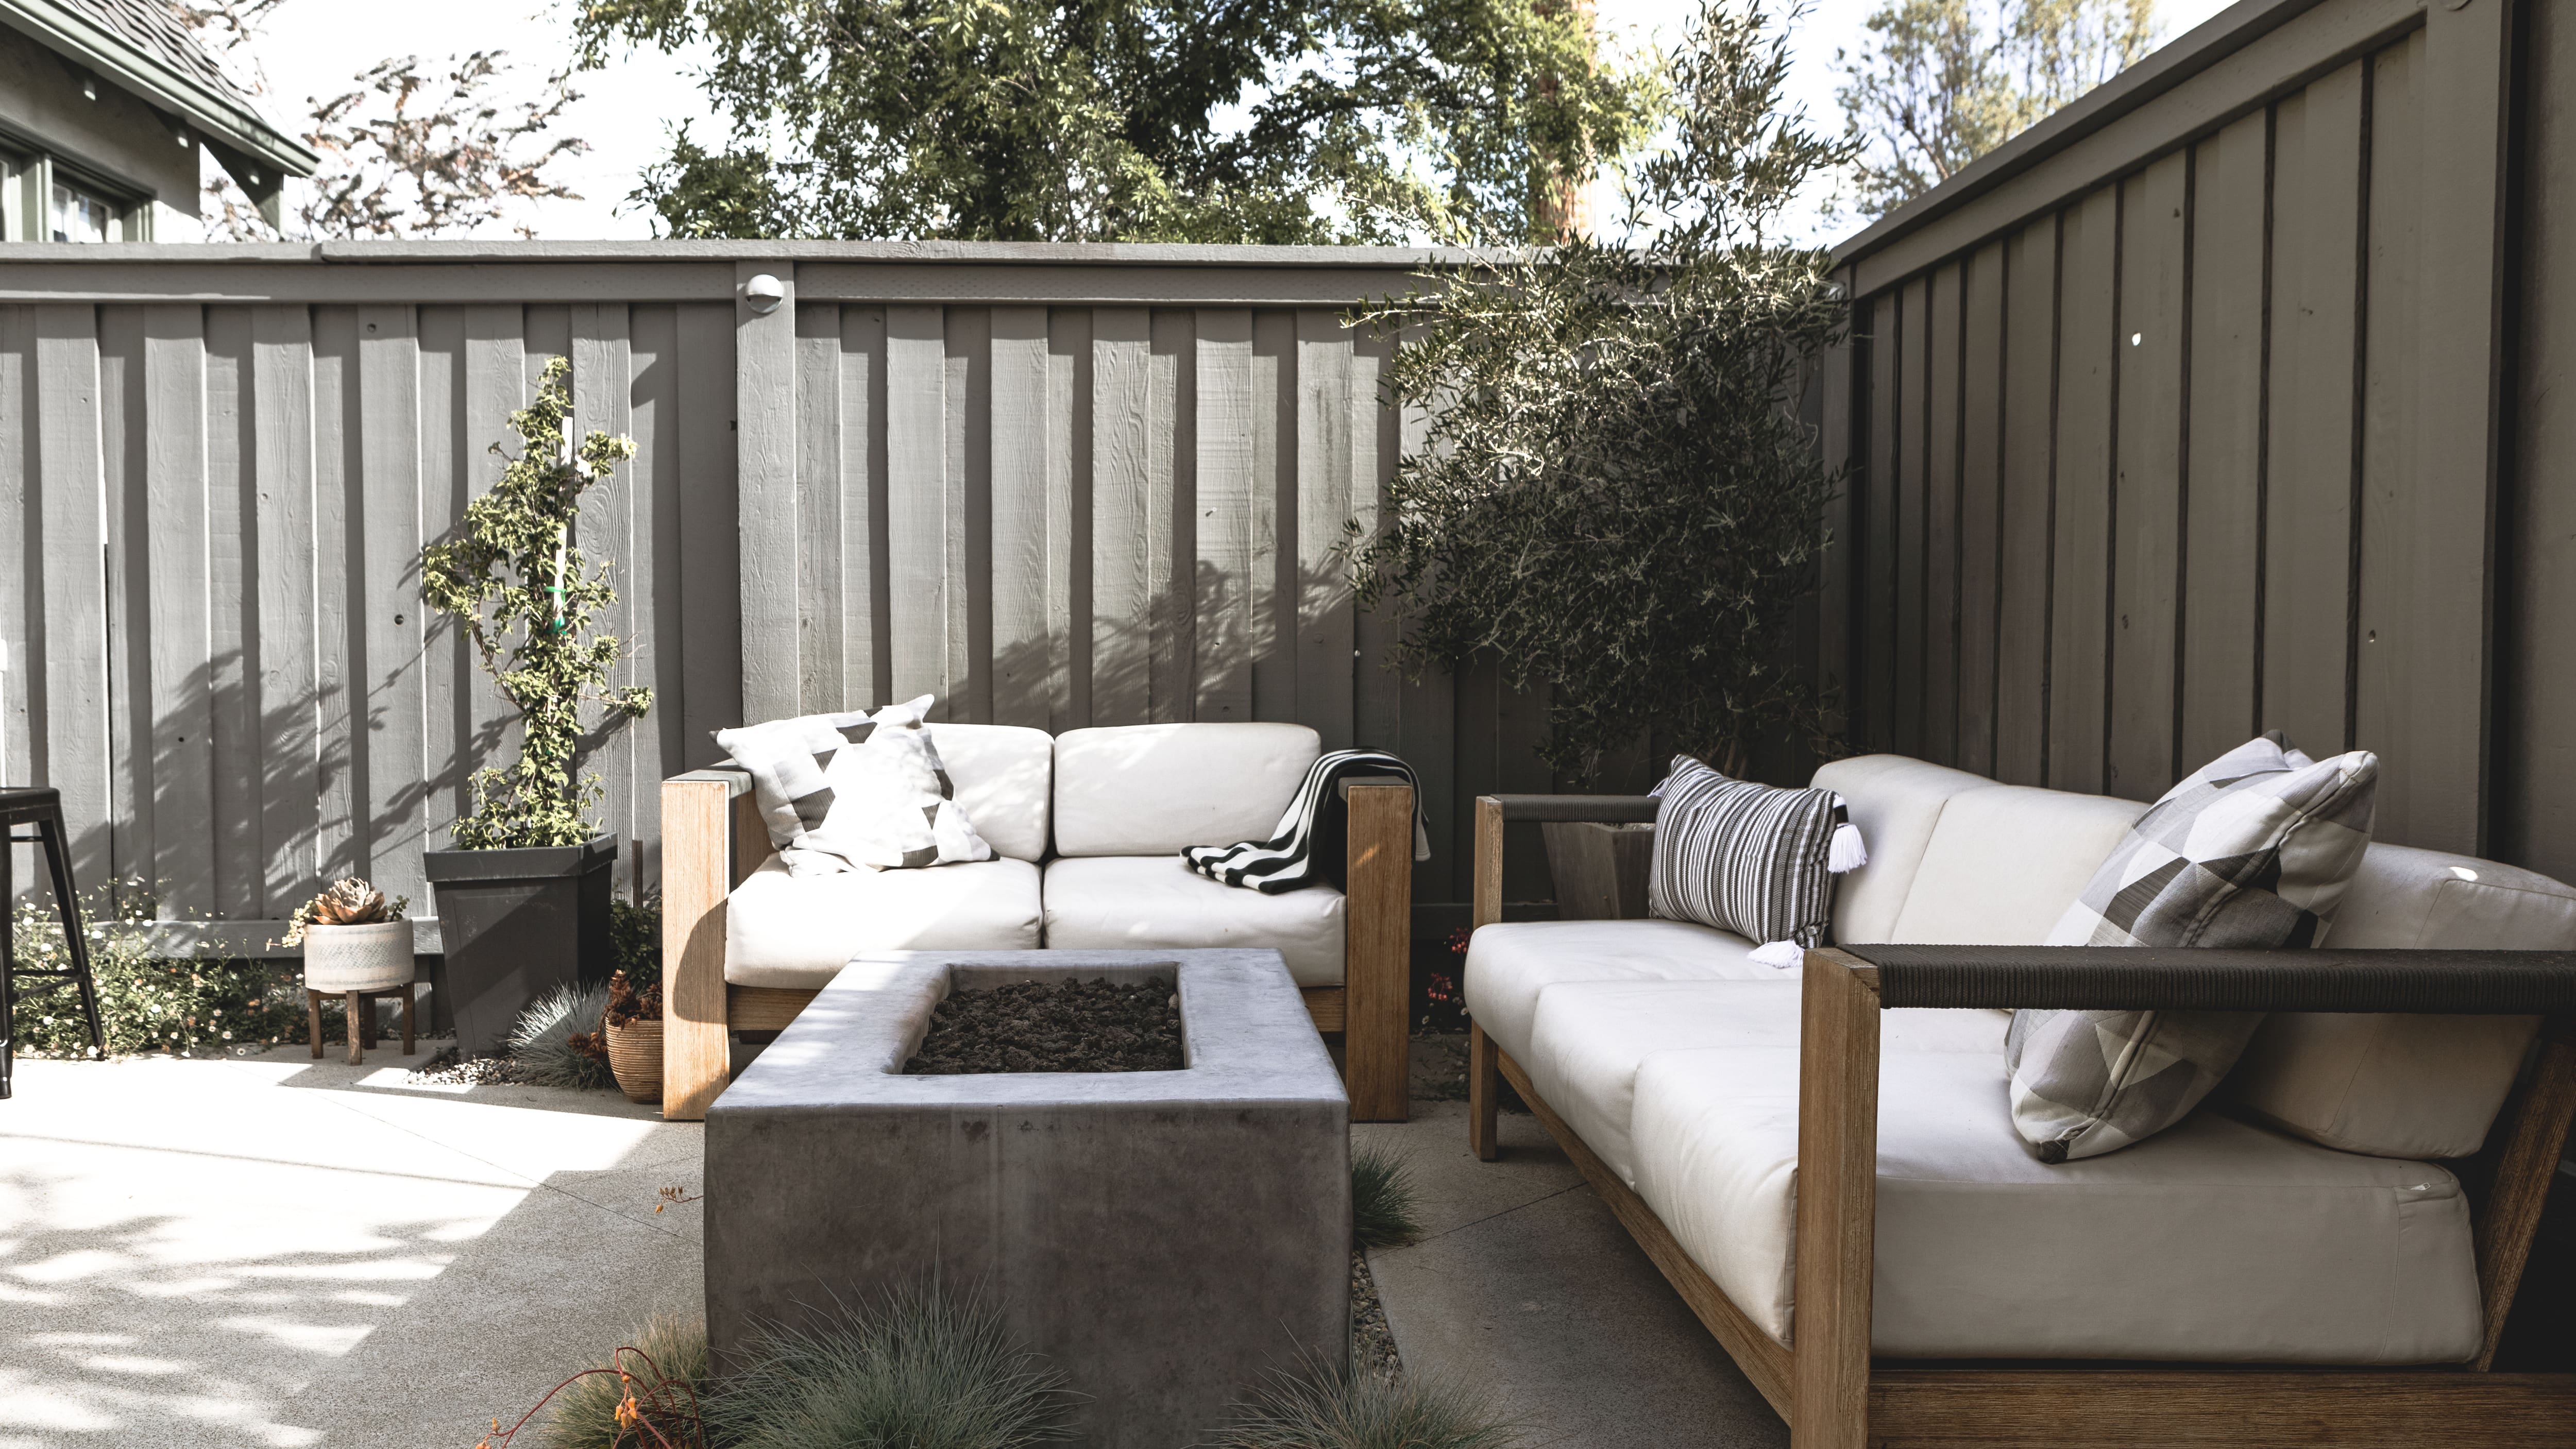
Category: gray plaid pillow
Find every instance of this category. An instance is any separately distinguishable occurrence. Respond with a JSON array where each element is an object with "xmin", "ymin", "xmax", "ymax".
[{"xmin": 2005, "ymin": 732, "xmax": 2378, "ymax": 1162}]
